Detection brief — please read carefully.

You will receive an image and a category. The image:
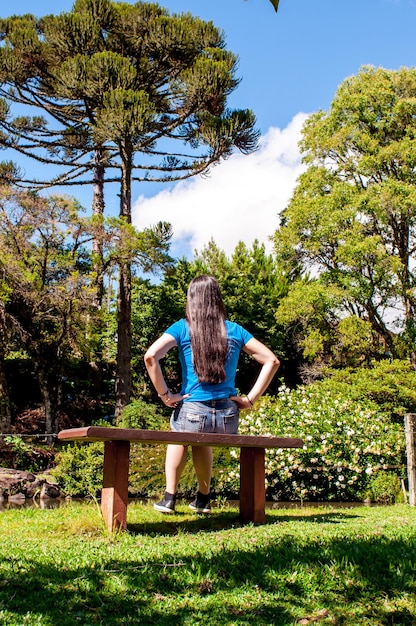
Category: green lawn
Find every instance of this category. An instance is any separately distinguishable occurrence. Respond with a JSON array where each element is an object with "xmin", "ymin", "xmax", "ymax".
[{"xmin": 0, "ymin": 502, "xmax": 415, "ymax": 625}]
